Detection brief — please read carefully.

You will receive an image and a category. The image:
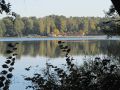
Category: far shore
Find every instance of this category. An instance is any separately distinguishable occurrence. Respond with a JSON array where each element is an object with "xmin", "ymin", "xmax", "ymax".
[
  {"xmin": 0, "ymin": 35, "xmax": 108, "ymax": 38},
  {"xmin": 0, "ymin": 35, "xmax": 120, "ymax": 42}
]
